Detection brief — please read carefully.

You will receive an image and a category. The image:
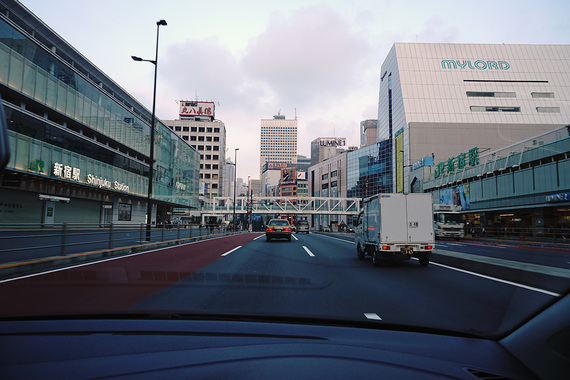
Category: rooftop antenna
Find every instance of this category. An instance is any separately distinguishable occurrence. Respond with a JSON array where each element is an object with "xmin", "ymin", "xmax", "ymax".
[{"xmin": 295, "ymin": 108, "xmax": 297, "ymax": 120}]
